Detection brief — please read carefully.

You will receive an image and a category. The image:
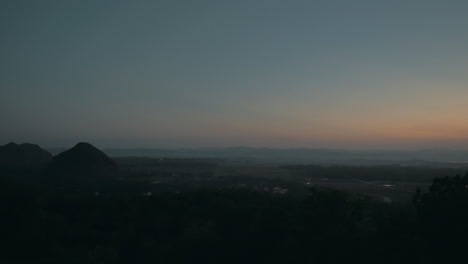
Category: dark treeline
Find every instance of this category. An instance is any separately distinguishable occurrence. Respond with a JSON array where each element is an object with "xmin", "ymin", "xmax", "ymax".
[
  {"xmin": 114, "ymin": 157, "xmax": 220, "ymax": 170},
  {"xmin": 2, "ymin": 173, "xmax": 468, "ymax": 263},
  {"xmin": 283, "ymin": 164, "xmax": 467, "ymax": 182}
]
